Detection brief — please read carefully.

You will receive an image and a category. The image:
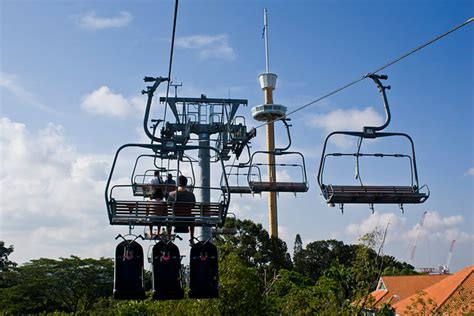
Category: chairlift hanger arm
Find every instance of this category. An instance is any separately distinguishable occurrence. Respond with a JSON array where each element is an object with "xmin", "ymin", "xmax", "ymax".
[
  {"xmin": 275, "ymin": 119, "xmax": 292, "ymax": 153},
  {"xmin": 364, "ymin": 74, "xmax": 392, "ymax": 135},
  {"xmin": 141, "ymin": 76, "xmax": 170, "ymax": 143}
]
